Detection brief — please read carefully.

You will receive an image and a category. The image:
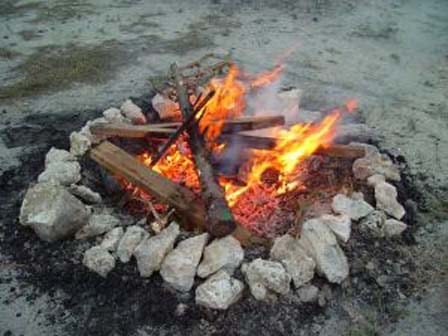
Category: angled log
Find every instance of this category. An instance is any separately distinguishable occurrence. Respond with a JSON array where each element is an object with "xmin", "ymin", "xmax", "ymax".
[
  {"xmin": 90, "ymin": 141, "xmax": 206, "ymax": 230},
  {"xmin": 172, "ymin": 63, "xmax": 236, "ymax": 237}
]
